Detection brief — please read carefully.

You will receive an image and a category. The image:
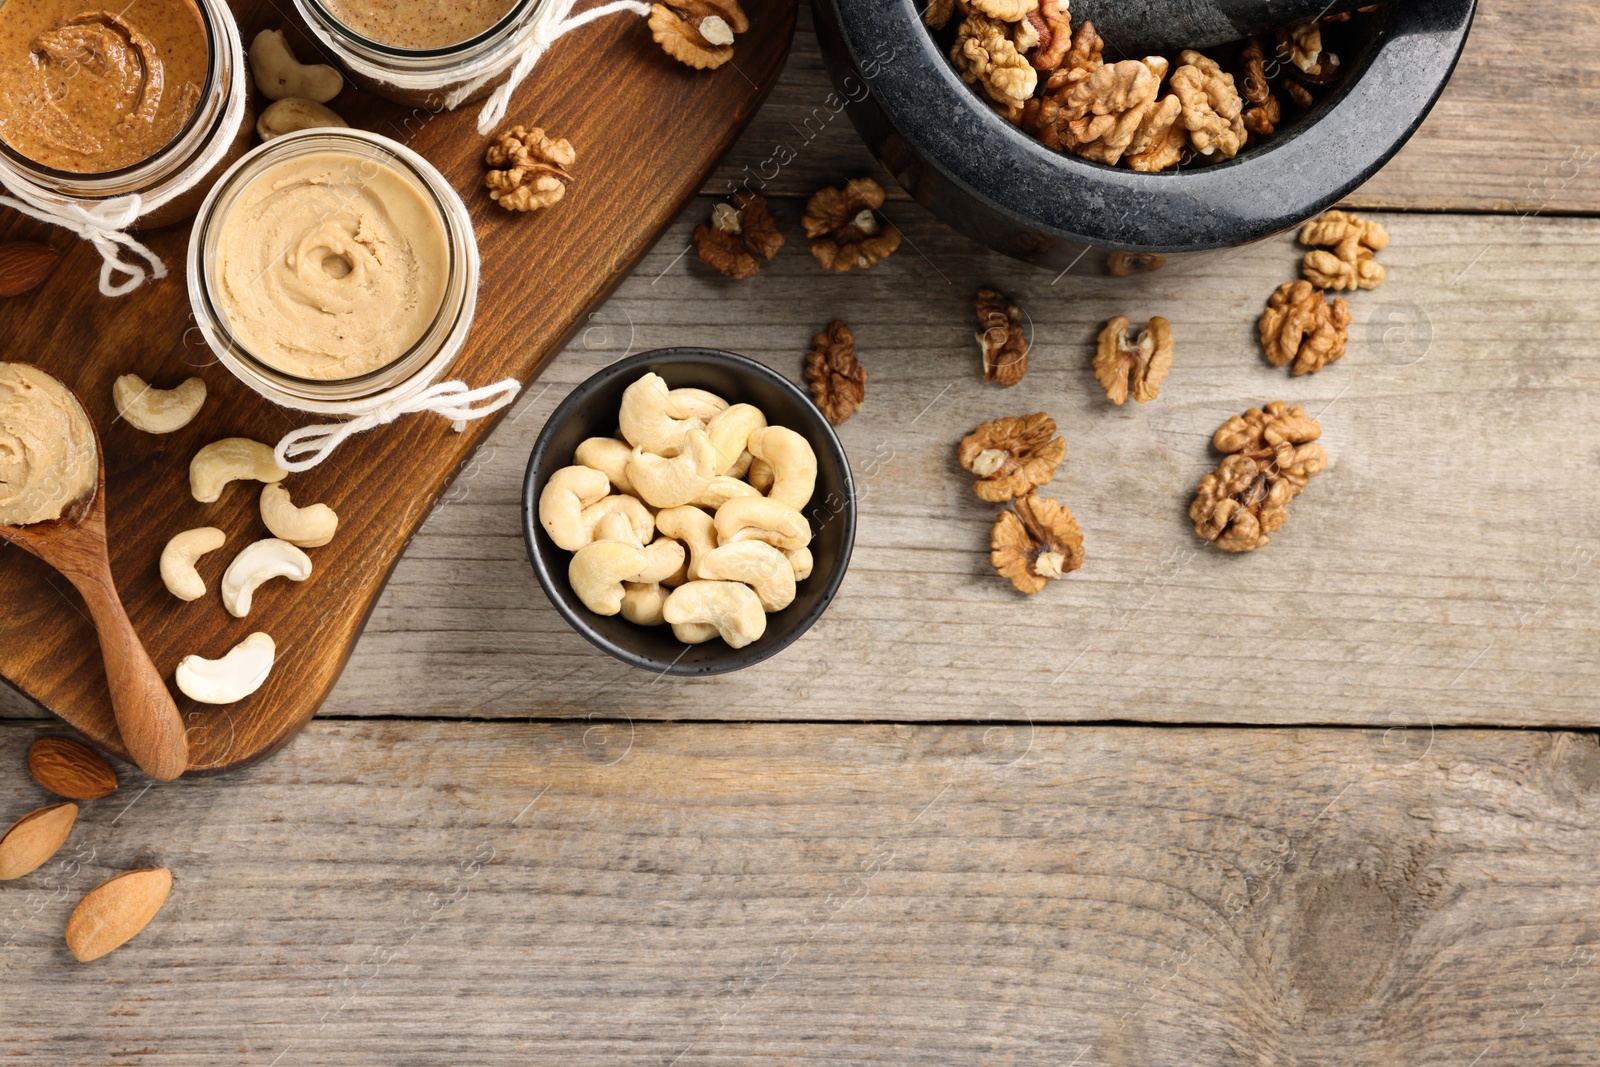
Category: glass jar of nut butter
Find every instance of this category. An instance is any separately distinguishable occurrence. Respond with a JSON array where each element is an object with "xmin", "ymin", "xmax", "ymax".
[
  {"xmin": 292, "ymin": 0, "xmax": 541, "ymax": 108},
  {"xmin": 0, "ymin": 0, "xmax": 250, "ymax": 229}
]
